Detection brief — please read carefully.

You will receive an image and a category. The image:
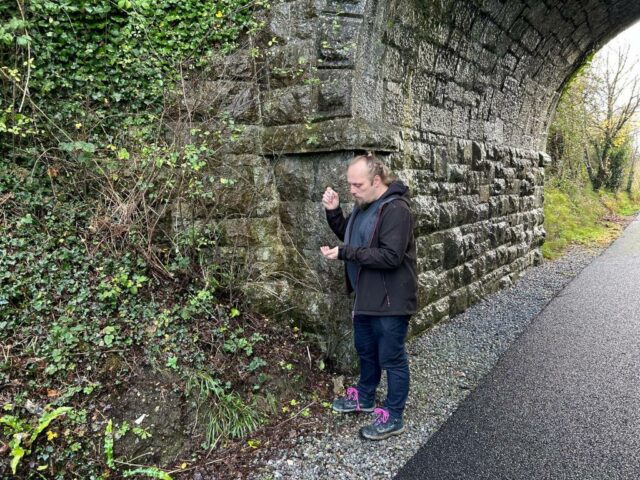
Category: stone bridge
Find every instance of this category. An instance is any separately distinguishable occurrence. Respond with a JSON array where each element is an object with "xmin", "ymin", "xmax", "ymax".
[{"xmin": 172, "ymin": 0, "xmax": 640, "ymax": 366}]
